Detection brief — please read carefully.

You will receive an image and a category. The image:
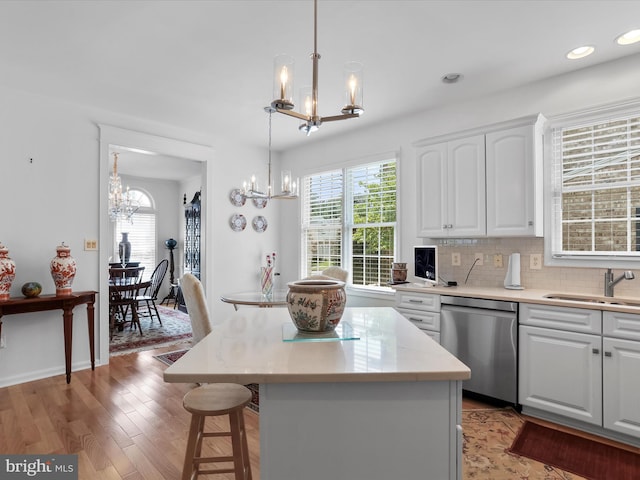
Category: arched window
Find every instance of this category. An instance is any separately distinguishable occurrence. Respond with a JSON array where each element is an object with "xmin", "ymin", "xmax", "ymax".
[{"xmin": 114, "ymin": 189, "xmax": 157, "ymax": 279}]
